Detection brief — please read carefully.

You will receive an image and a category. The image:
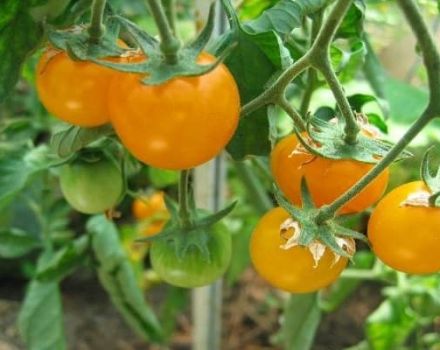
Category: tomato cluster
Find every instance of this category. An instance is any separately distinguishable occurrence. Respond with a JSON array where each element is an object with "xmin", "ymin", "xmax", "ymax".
[
  {"xmin": 251, "ymin": 132, "xmax": 392, "ymax": 293},
  {"xmin": 36, "ymin": 49, "xmax": 240, "ymax": 170}
]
